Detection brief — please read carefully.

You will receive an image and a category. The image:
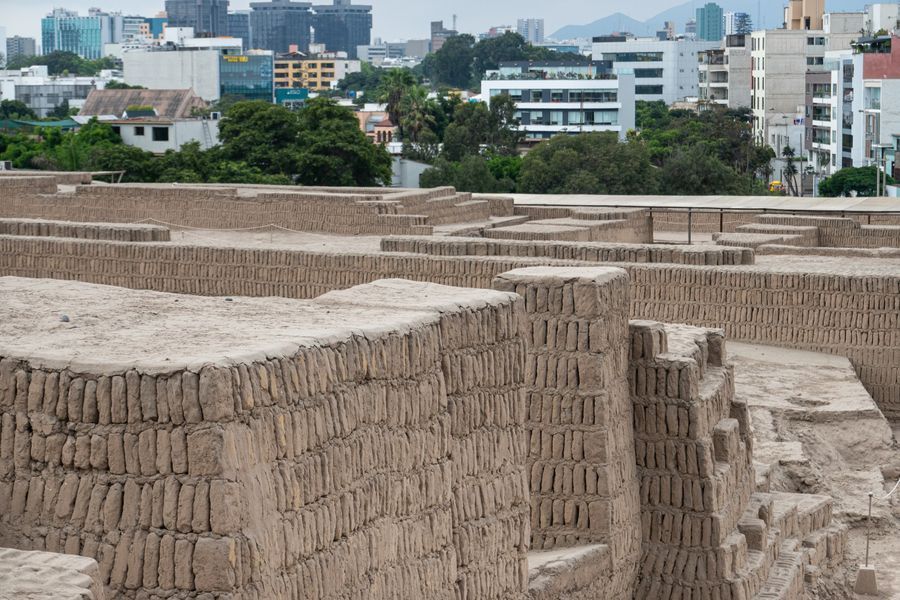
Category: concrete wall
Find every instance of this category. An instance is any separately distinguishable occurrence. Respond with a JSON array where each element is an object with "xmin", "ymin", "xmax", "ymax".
[{"xmin": 123, "ymin": 51, "xmax": 221, "ymax": 102}]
